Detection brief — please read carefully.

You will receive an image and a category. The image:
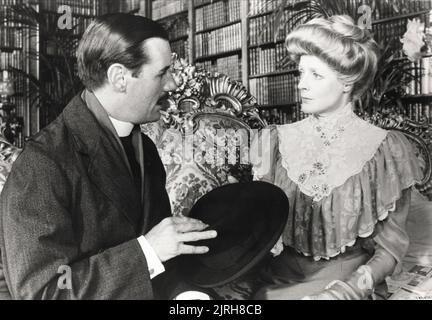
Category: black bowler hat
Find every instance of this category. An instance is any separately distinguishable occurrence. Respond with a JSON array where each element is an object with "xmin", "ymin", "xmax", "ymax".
[{"xmin": 178, "ymin": 181, "xmax": 289, "ymax": 288}]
